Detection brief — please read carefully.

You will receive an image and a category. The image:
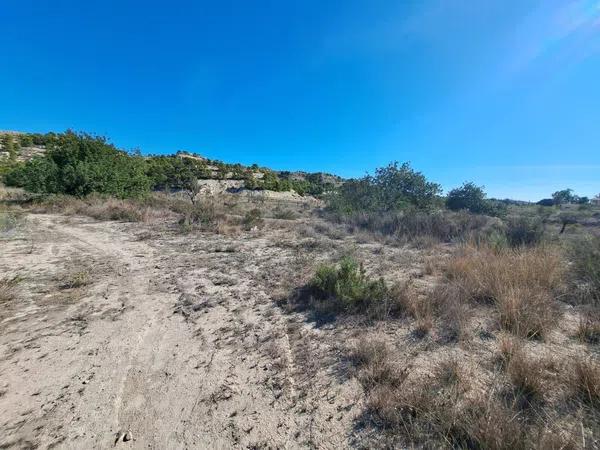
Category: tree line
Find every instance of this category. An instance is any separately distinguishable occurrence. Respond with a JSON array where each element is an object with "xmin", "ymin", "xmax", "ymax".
[{"xmin": 1, "ymin": 131, "xmax": 334, "ymax": 198}]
